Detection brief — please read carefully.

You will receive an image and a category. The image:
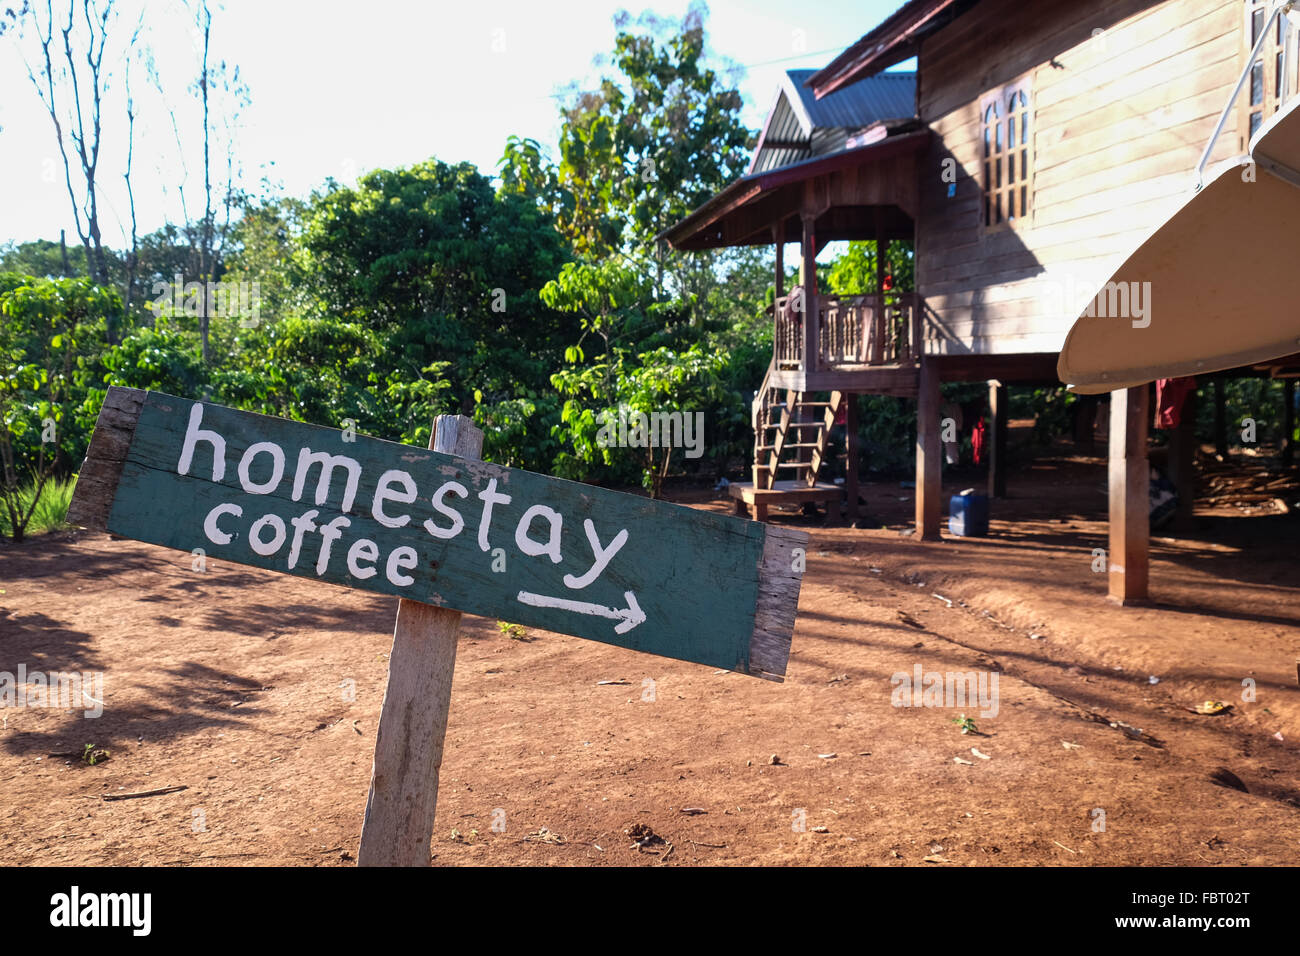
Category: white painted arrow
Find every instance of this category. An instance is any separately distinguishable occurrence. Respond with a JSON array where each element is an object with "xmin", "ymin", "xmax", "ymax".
[{"xmin": 515, "ymin": 589, "xmax": 646, "ymax": 635}]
